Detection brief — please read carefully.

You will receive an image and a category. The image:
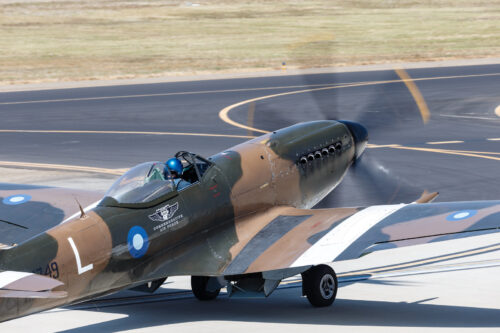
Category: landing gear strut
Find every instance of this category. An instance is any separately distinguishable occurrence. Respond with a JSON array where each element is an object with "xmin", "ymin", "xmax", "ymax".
[
  {"xmin": 301, "ymin": 265, "xmax": 338, "ymax": 307},
  {"xmin": 191, "ymin": 276, "xmax": 221, "ymax": 301}
]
